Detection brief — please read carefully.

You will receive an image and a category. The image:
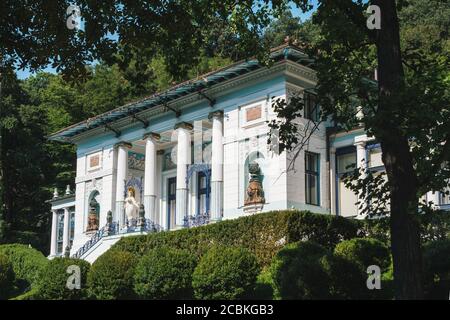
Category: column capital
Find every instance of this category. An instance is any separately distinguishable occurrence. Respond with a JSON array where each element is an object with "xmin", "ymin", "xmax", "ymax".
[
  {"xmin": 208, "ymin": 110, "xmax": 224, "ymax": 120},
  {"xmin": 114, "ymin": 141, "xmax": 132, "ymax": 149},
  {"xmin": 174, "ymin": 122, "xmax": 193, "ymax": 131},
  {"xmin": 143, "ymin": 132, "xmax": 161, "ymax": 141},
  {"xmin": 354, "ymin": 135, "xmax": 367, "ymax": 146}
]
